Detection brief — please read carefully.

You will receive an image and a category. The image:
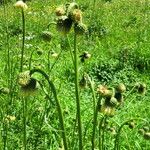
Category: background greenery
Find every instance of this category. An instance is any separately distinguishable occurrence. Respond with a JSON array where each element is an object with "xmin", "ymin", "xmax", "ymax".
[{"xmin": 0, "ymin": 0, "xmax": 149, "ymax": 149}]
